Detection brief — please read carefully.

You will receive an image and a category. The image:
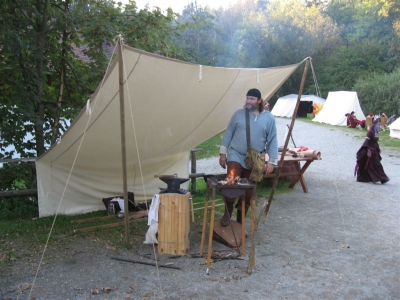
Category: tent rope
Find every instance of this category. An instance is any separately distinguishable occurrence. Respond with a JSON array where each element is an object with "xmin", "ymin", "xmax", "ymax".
[
  {"xmin": 310, "ymin": 59, "xmax": 321, "ymax": 98},
  {"xmin": 309, "ymin": 57, "xmax": 349, "ymax": 250},
  {"xmin": 119, "ymin": 35, "xmax": 165, "ymax": 299},
  {"xmin": 28, "ymin": 40, "xmax": 119, "ymax": 299},
  {"xmin": 321, "ymin": 126, "xmax": 350, "ymax": 249}
]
